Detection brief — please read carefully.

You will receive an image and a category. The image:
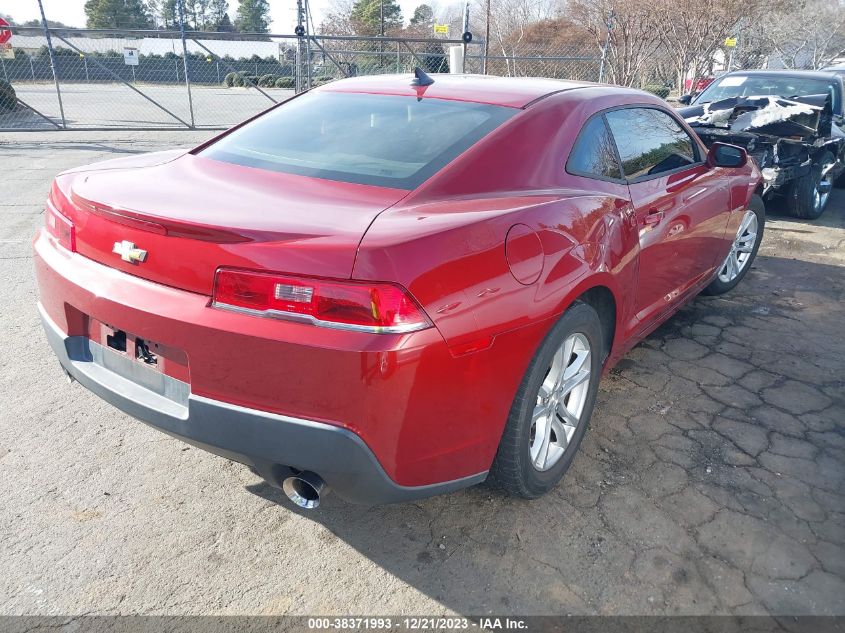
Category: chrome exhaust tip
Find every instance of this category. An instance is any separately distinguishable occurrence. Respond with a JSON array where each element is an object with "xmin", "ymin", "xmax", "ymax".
[{"xmin": 282, "ymin": 471, "xmax": 327, "ymax": 509}]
